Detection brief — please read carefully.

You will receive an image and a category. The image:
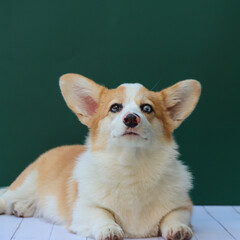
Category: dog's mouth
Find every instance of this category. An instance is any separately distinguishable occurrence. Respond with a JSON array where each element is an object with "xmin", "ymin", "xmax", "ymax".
[
  {"xmin": 122, "ymin": 132, "xmax": 139, "ymax": 136},
  {"xmin": 122, "ymin": 130, "xmax": 148, "ymax": 140}
]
